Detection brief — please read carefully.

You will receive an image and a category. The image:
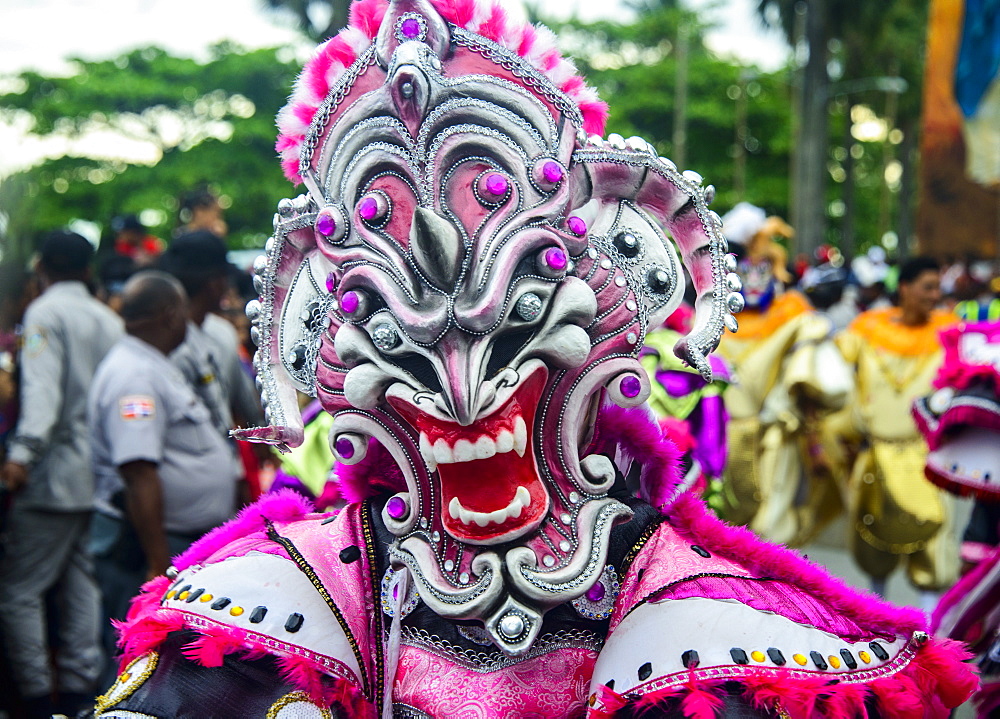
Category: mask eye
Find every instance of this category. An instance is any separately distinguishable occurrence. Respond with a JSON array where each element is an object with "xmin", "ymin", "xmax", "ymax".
[{"xmin": 514, "ymin": 292, "xmax": 543, "ymax": 322}]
